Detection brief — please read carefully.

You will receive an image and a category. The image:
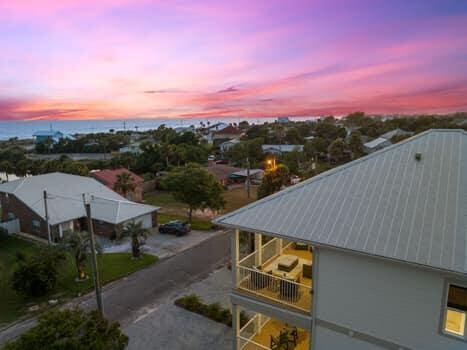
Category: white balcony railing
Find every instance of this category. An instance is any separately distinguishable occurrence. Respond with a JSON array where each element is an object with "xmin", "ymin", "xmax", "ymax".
[
  {"xmin": 237, "ymin": 265, "xmax": 312, "ymax": 312},
  {"xmin": 239, "ymin": 314, "xmax": 270, "ymax": 350},
  {"xmin": 238, "ymin": 238, "xmax": 294, "ymax": 269}
]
